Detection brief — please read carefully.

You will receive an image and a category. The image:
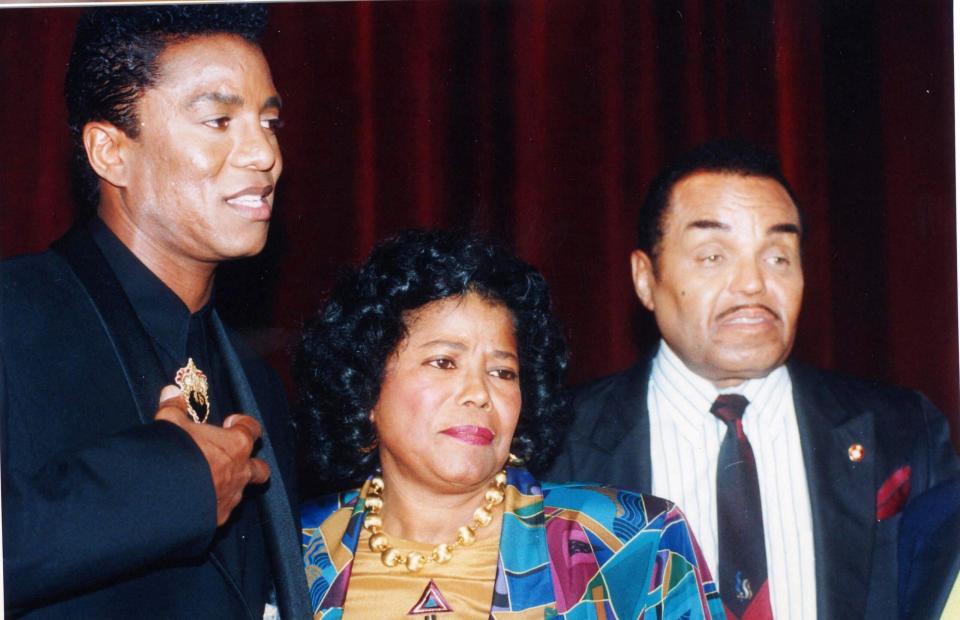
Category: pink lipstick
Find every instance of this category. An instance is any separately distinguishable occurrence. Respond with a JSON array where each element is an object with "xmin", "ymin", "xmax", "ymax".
[{"xmin": 440, "ymin": 425, "xmax": 495, "ymax": 446}]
